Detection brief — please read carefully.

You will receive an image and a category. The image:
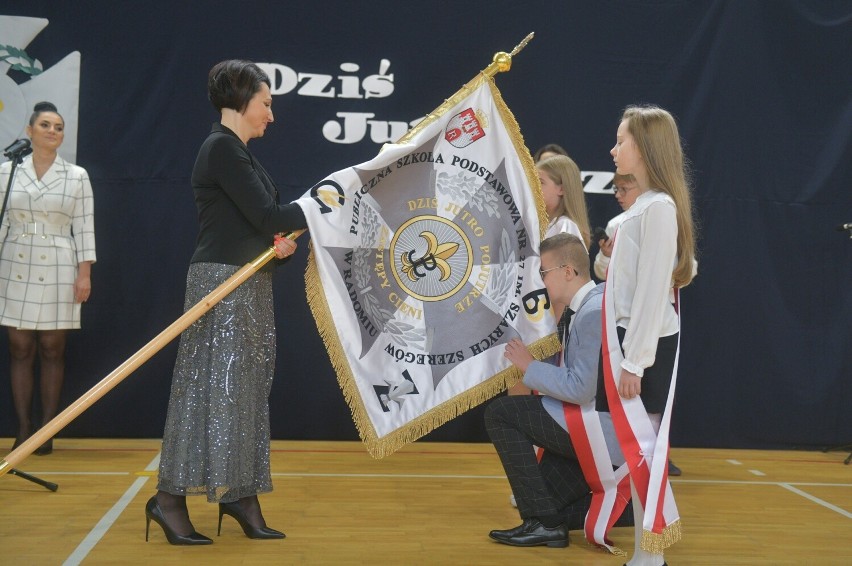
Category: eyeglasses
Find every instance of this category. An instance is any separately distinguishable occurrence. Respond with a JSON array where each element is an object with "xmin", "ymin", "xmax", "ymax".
[
  {"xmin": 613, "ymin": 184, "xmax": 636, "ymax": 196},
  {"xmin": 539, "ymin": 264, "xmax": 574, "ymax": 279}
]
